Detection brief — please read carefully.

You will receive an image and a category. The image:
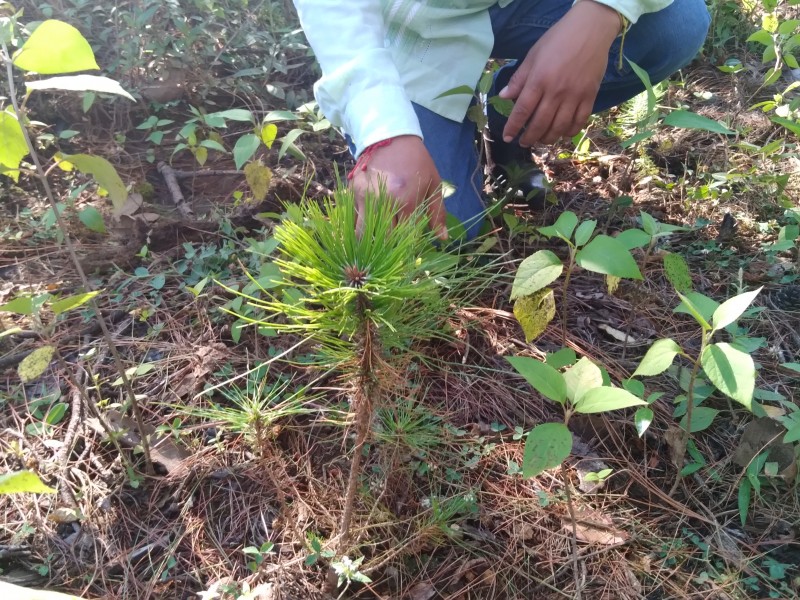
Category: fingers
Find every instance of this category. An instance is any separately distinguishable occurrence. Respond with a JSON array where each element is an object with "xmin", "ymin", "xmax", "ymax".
[
  {"xmin": 428, "ymin": 190, "xmax": 448, "ymax": 240},
  {"xmin": 502, "ymin": 84, "xmax": 542, "ymax": 144},
  {"xmin": 353, "ymin": 183, "xmax": 367, "ymax": 239}
]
